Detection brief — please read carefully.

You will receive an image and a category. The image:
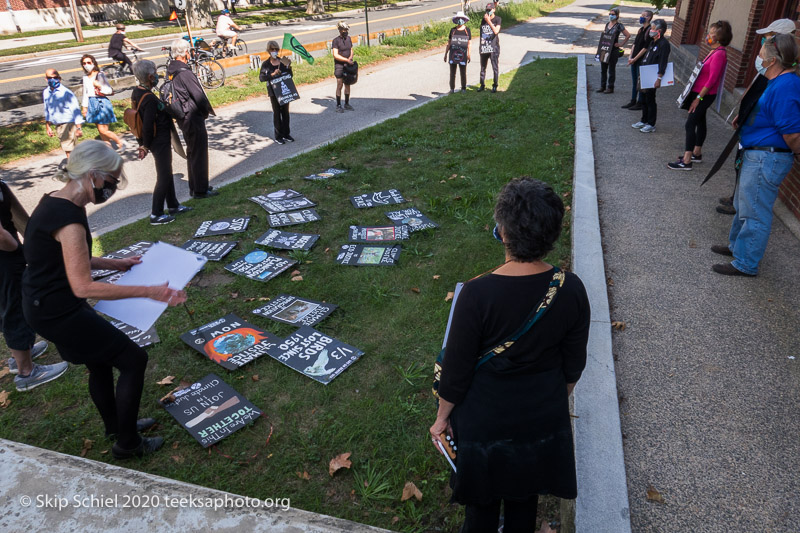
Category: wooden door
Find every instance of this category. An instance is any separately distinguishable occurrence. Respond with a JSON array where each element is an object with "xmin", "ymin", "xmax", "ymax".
[{"xmin": 687, "ymin": 0, "xmax": 712, "ymax": 44}]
